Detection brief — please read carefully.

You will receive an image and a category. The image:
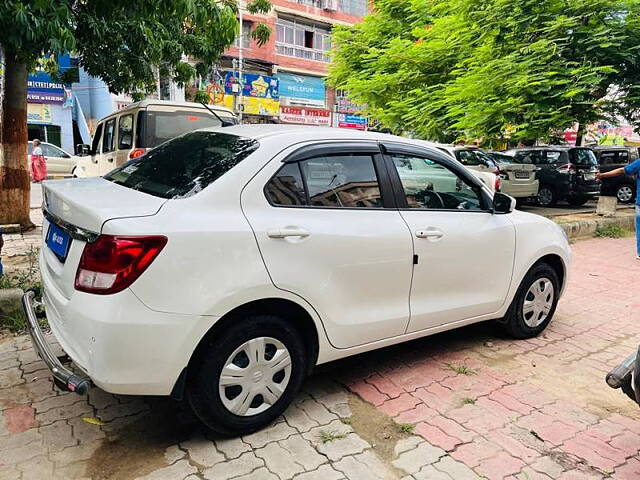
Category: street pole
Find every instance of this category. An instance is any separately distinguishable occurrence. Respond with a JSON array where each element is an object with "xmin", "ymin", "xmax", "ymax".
[{"xmin": 238, "ymin": 0, "xmax": 244, "ymax": 124}]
